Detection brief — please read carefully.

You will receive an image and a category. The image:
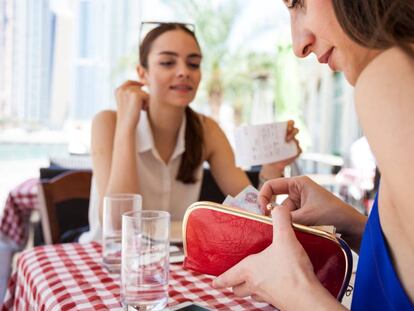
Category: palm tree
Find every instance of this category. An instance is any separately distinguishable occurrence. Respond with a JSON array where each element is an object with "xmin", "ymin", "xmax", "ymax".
[{"xmin": 162, "ymin": 0, "xmax": 254, "ymax": 121}]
